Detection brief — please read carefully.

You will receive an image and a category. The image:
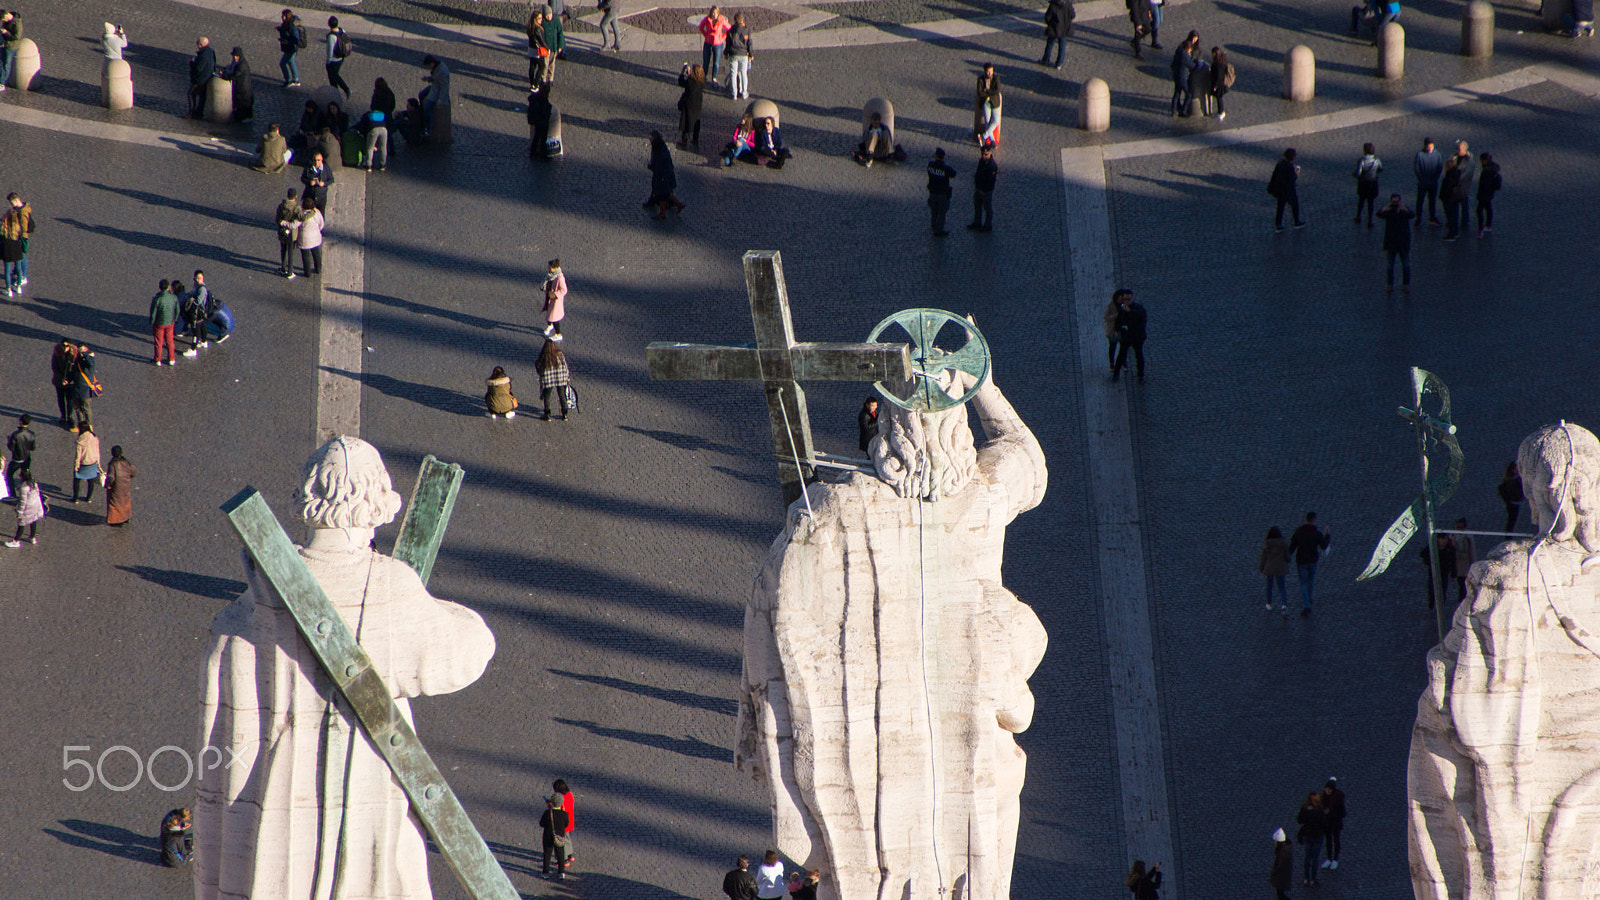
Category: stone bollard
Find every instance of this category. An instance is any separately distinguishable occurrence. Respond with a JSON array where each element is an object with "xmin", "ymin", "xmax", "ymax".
[
  {"xmin": 1078, "ymin": 77, "xmax": 1109, "ymax": 132},
  {"xmin": 745, "ymin": 98, "xmax": 781, "ymax": 129},
  {"xmin": 102, "ymin": 58, "xmax": 134, "ymax": 110},
  {"xmin": 1462, "ymin": 0, "xmax": 1495, "ymax": 56},
  {"xmin": 1542, "ymin": 0, "xmax": 1570, "ymax": 32},
  {"xmin": 1283, "ymin": 44, "xmax": 1314, "ymax": 101},
  {"xmin": 1378, "ymin": 21, "xmax": 1405, "ymax": 79},
  {"xmin": 9, "ymin": 37, "xmax": 40, "ymax": 90},
  {"xmin": 205, "ymin": 76, "xmax": 233, "ymax": 123},
  {"xmin": 432, "ymin": 102, "xmax": 453, "ymax": 143}
]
